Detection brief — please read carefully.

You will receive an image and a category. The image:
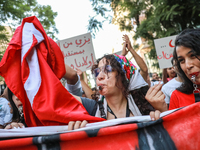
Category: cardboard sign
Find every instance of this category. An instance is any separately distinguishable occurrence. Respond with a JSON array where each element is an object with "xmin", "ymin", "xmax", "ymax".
[
  {"xmin": 57, "ymin": 33, "xmax": 96, "ymax": 71},
  {"xmin": 154, "ymin": 35, "xmax": 177, "ymax": 69}
]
